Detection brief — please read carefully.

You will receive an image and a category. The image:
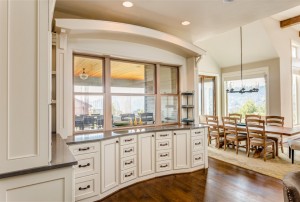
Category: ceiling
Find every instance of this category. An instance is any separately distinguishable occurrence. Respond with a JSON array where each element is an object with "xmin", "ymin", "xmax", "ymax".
[
  {"xmin": 198, "ymin": 20, "xmax": 278, "ymax": 68},
  {"xmin": 55, "ymin": 0, "xmax": 300, "ymax": 43},
  {"xmin": 272, "ymin": 5, "xmax": 300, "ymax": 33}
]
